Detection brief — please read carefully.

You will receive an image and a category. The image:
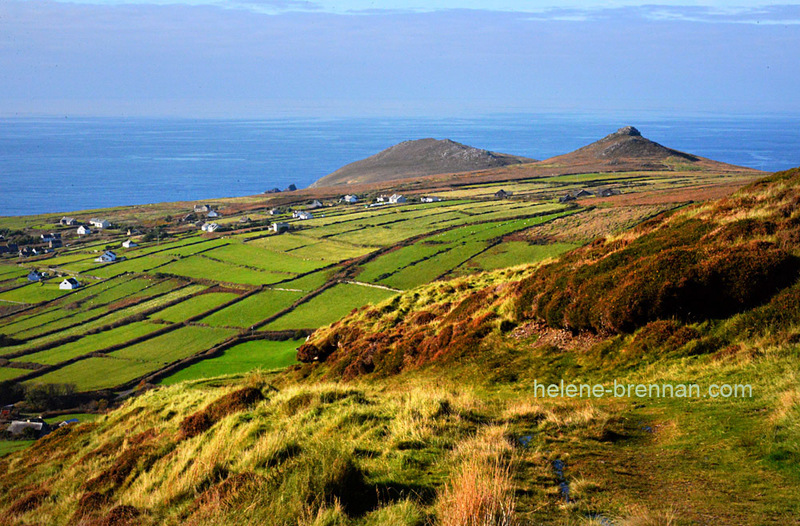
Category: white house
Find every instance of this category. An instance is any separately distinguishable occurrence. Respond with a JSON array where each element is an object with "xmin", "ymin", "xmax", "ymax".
[
  {"xmin": 308, "ymin": 200, "xmax": 323, "ymax": 209},
  {"xmin": 376, "ymin": 195, "xmax": 389, "ymax": 203},
  {"xmin": 389, "ymin": 194, "xmax": 407, "ymax": 204},
  {"xmin": 201, "ymin": 223, "xmax": 220, "ymax": 232},
  {"xmin": 342, "ymin": 195, "xmax": 358, "ymax": 204},
  {"xmin": 207, "ymin": 210, "xmax": 219, "ymax": 218},
  {"xmin": 268, "ymin": 208, "xmax": 279, "ymax": 216},
  {"xmin": 271, "ymin": 222, "xmax": 290, "ymax": 233},
  {"xmin": 89, "ymin": 218, "xmax": 110, "ymax": 229},
  {"xmin": 293, "ymin": 211, "xmax": 313, "ymax": 220},
  {"xmin": 122, "ymin": 240, "xmax": 137, "ymax": 248},
  {"xmin": 421, "ymin": 196, "xmax": 441, "ymax": 203},
  {"xmin": 94, "ymin": 250, "xmax": 117, "ymax": 263},
  {"xmin": 77, "ymin": 226, "xmax": 92, "ymax": 236},
  {"xmin": 59, "ymin": 278, "xmax": 81, "ymax": 290},
  {"xmin": 194, "ymin": 204, "xmax": 210, "ymax": 213},
  {"xmin": 60, "ymin": 217, "xmax": 77, "ymax": 226}
]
